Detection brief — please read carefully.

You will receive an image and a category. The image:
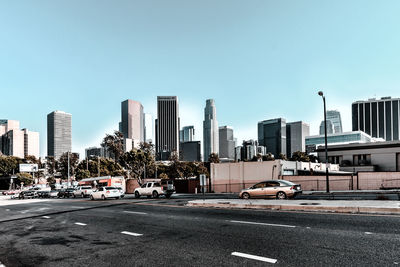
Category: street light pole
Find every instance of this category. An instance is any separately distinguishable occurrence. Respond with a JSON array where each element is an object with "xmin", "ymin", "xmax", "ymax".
[{"xmin": 318, "ymin": 91, "xmax": 330, "ymax": 193}]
